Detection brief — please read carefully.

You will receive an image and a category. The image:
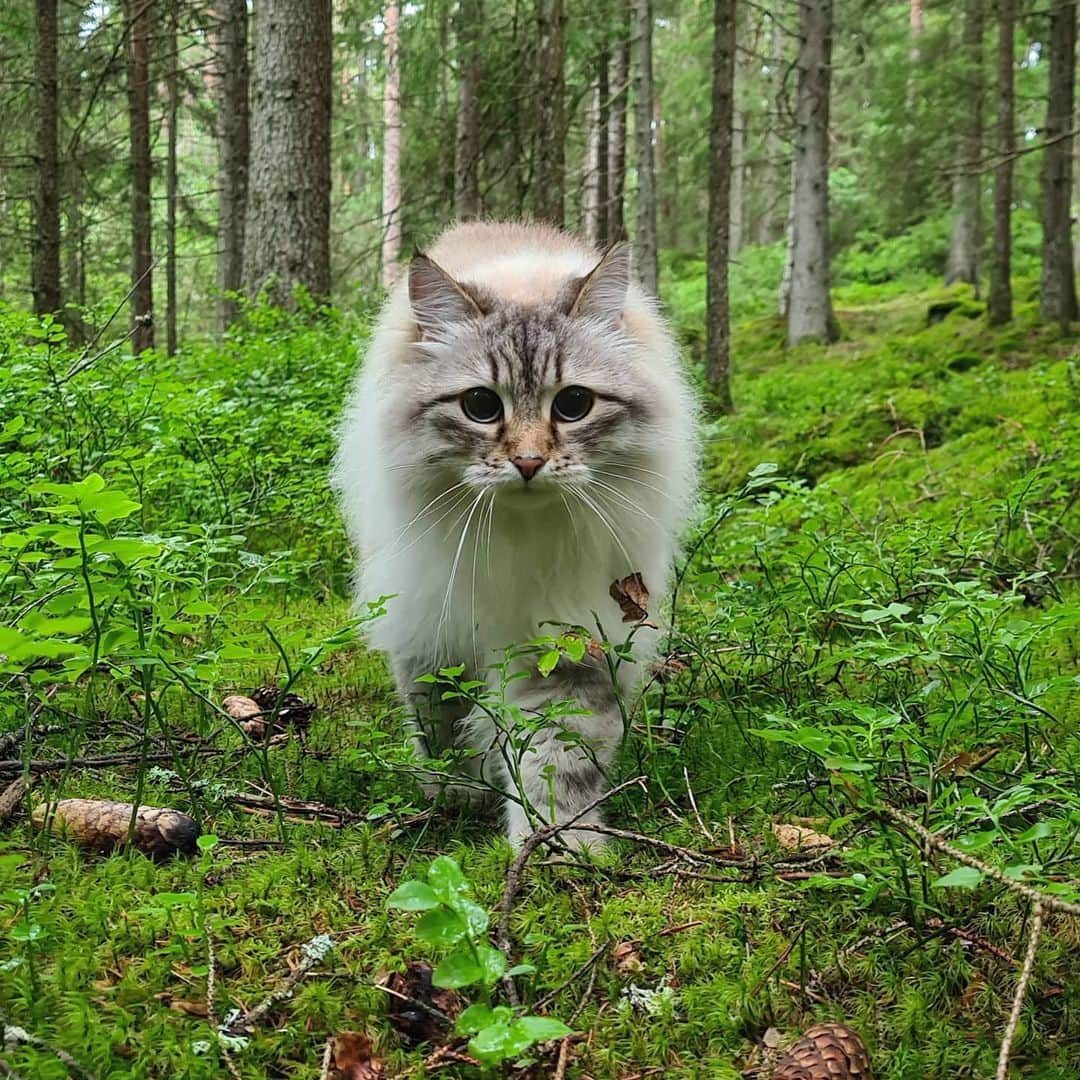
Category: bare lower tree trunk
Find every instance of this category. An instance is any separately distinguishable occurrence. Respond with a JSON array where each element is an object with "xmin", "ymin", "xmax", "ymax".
[
  {"xmin": 595, "ymin": 53, "xmax": 610, "ymax": 244},
  {"xmin": 1040, "ymin": 0, "xmax": 1078, "ymax": 328},
  {"xmin": 761, "ymin": 13, "xmax": 787, "ymax": 244},
  {"xmin": 945, "ymin": 0, "xmax": 984, "ymax": 288},
  {"xmin": 127, "ymin": 0, "xmax": 154, "ymax": 353},
  {"xmin": 216, "ymin": 0, "xmax": 249, "ymax": 334},
  {"xmin": 778, "ymin": 157, "xmax": 795, "ymax": 316},
  {"xmin": 583, "ymin": 80, "xmax": 602, "ymax": 243},
  {"xmin": 607, "ymin": 25, "xmax": 629, "ymax": 240},
  {"xmin": 988, "ymin": 0, "xmax": 1014, "ymax": 325},
  {"xmin": 786, "ymin": 0, "xmax": 837, "ymax": 346},
  {"xmin": 730, "ymin": 102, "xmax": 745, "ymax": 255},
  {"xmin": 33, "ymin": 0, "xmax": 61, "ymax": 318},
  {"xmin": 534, "ymin": 0, "xmax": 565, "ymax": 226},
  {"xmin": 165, "ymin": 0, "xmax": 178, "ymax": 355},
  {"xmin": 381, "ymin": 2, "xmax": 402, "ymax": 289},
  {"xmin": 454, "ymin": 0, "xmax": 482, "ymax": 220},
  {"xmin": 706, "ymin": 0, "xmax": 735, "ymax": 414},
  {"xmin": 631, "ymin": 0, "xmax": 658, "ymax": 294},
  {"xmin": 243, "ymin": 0, "xmax": 332, "ymax": 307}
]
